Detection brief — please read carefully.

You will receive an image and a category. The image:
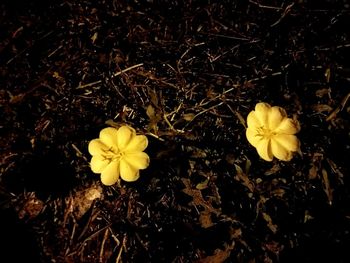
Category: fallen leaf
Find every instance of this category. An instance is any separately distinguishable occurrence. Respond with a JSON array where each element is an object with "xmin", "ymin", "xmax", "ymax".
[
  {"xmin": 321, "ymin": 168, "xmax": 333, "ymax": 205},
  {"xmin": 17, "ymin": 192, "xmax": 44, "ymax": 220},
  {"xmin": 308, "ymin": 165, "xmax": 318, "ymax": 180},
  {"xmin": 199, "ymin": 210, "xmax": 213, "ymax": 228},
  {"xmin": 315, "ymin": 88, "xmax": 330, "ymax": 98},
  {"xmin": 182, "ymin": 113, "xmax": 195, "ymax": 121},
  {"xmin": 326, "ymin": 91, "xmax": 350, "ymax": 121},
  {"xmin": 146, "ymin": 104, "xmax": 162, "ymax": 133},
  {"xmin": 234, "ymin": 164, "xmax": 254, "ymax": 192},
  {"xmin": 196, "ymin": 179, "xmax": 209, "ymax": 190},
  {"xmin": 262, "ymin": 212, "xmax": 278, "ymax": 234},
  {"xmin": 182, "ymin": 178, "xmax": 217, "ymax": 214},
  {"xmin": 311, "ymin": 104, "xmax": 333, "ymax": 113},
  {"xmin": 72, "ymin": 184, "xmax": 103, "ymax": 219},
  {"xmin": 264, "ymin": 164, "xmax": 281, "ymax": 176},
  {"xmin": 195, "ymin": 244, "xmax": 234, "ymax": 263}
]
